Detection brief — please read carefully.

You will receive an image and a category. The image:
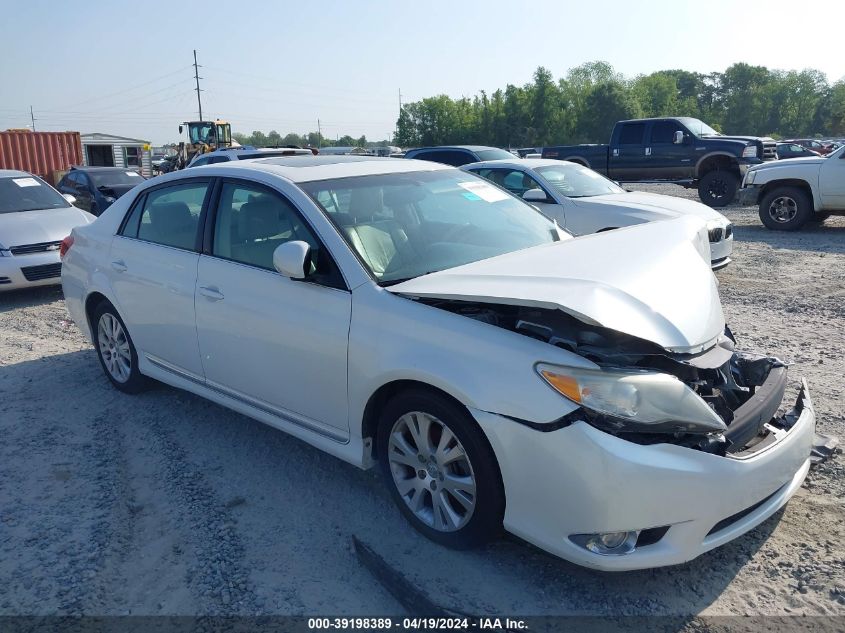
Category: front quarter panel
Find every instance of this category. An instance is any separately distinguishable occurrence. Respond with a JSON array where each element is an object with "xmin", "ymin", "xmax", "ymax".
[{"xmin": 348, "ymin": 283, "xmax": 594, "ymax": 441}]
